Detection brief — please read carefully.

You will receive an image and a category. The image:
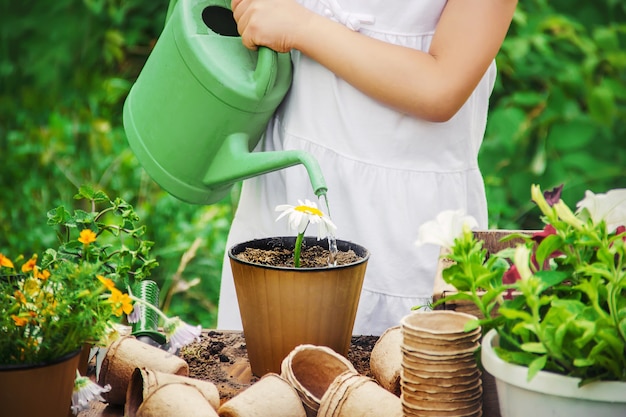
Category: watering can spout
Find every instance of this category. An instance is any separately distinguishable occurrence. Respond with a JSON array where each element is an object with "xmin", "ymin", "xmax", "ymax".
[{"xmin": 203, "ymin": 133, "xmax": 328, "ymax": 198}]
